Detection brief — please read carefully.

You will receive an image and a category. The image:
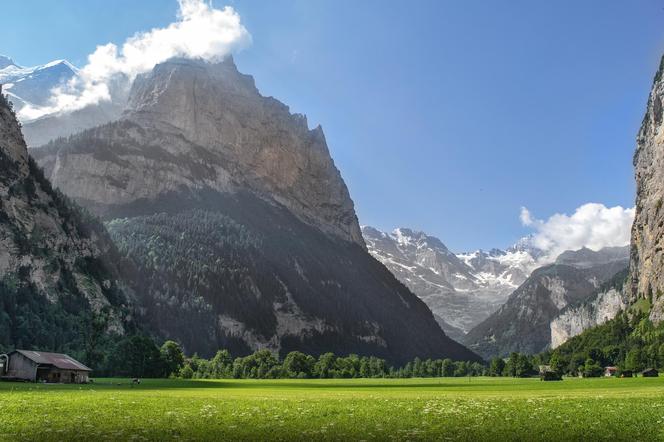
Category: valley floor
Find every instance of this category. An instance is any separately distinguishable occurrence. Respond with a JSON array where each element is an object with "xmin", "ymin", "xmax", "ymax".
[{"xmin": 1, "ymin": 377, "xmax": 663, "ymax": 441}]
